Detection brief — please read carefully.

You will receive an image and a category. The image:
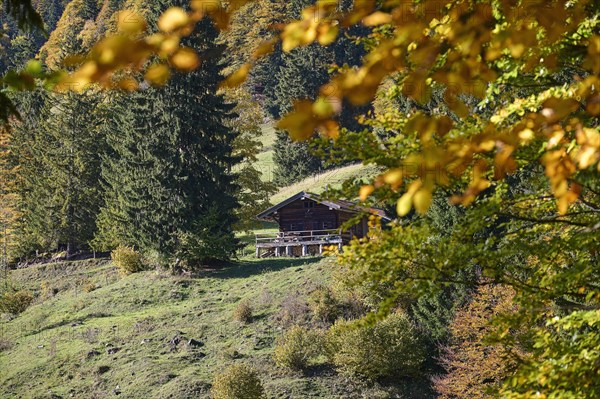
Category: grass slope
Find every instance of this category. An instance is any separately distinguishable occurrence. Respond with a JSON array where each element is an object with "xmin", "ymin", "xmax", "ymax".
[
  {"xmin": 256, "ymin": 124, "xmax": 277, "ymax": 183},
  {"xmin": 0, "ymin": 257, "xmax": 428, "ymax": 399},
  {"xmin": 271, "ymin": 163, "xmax": 381, "ymax": 204}
]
